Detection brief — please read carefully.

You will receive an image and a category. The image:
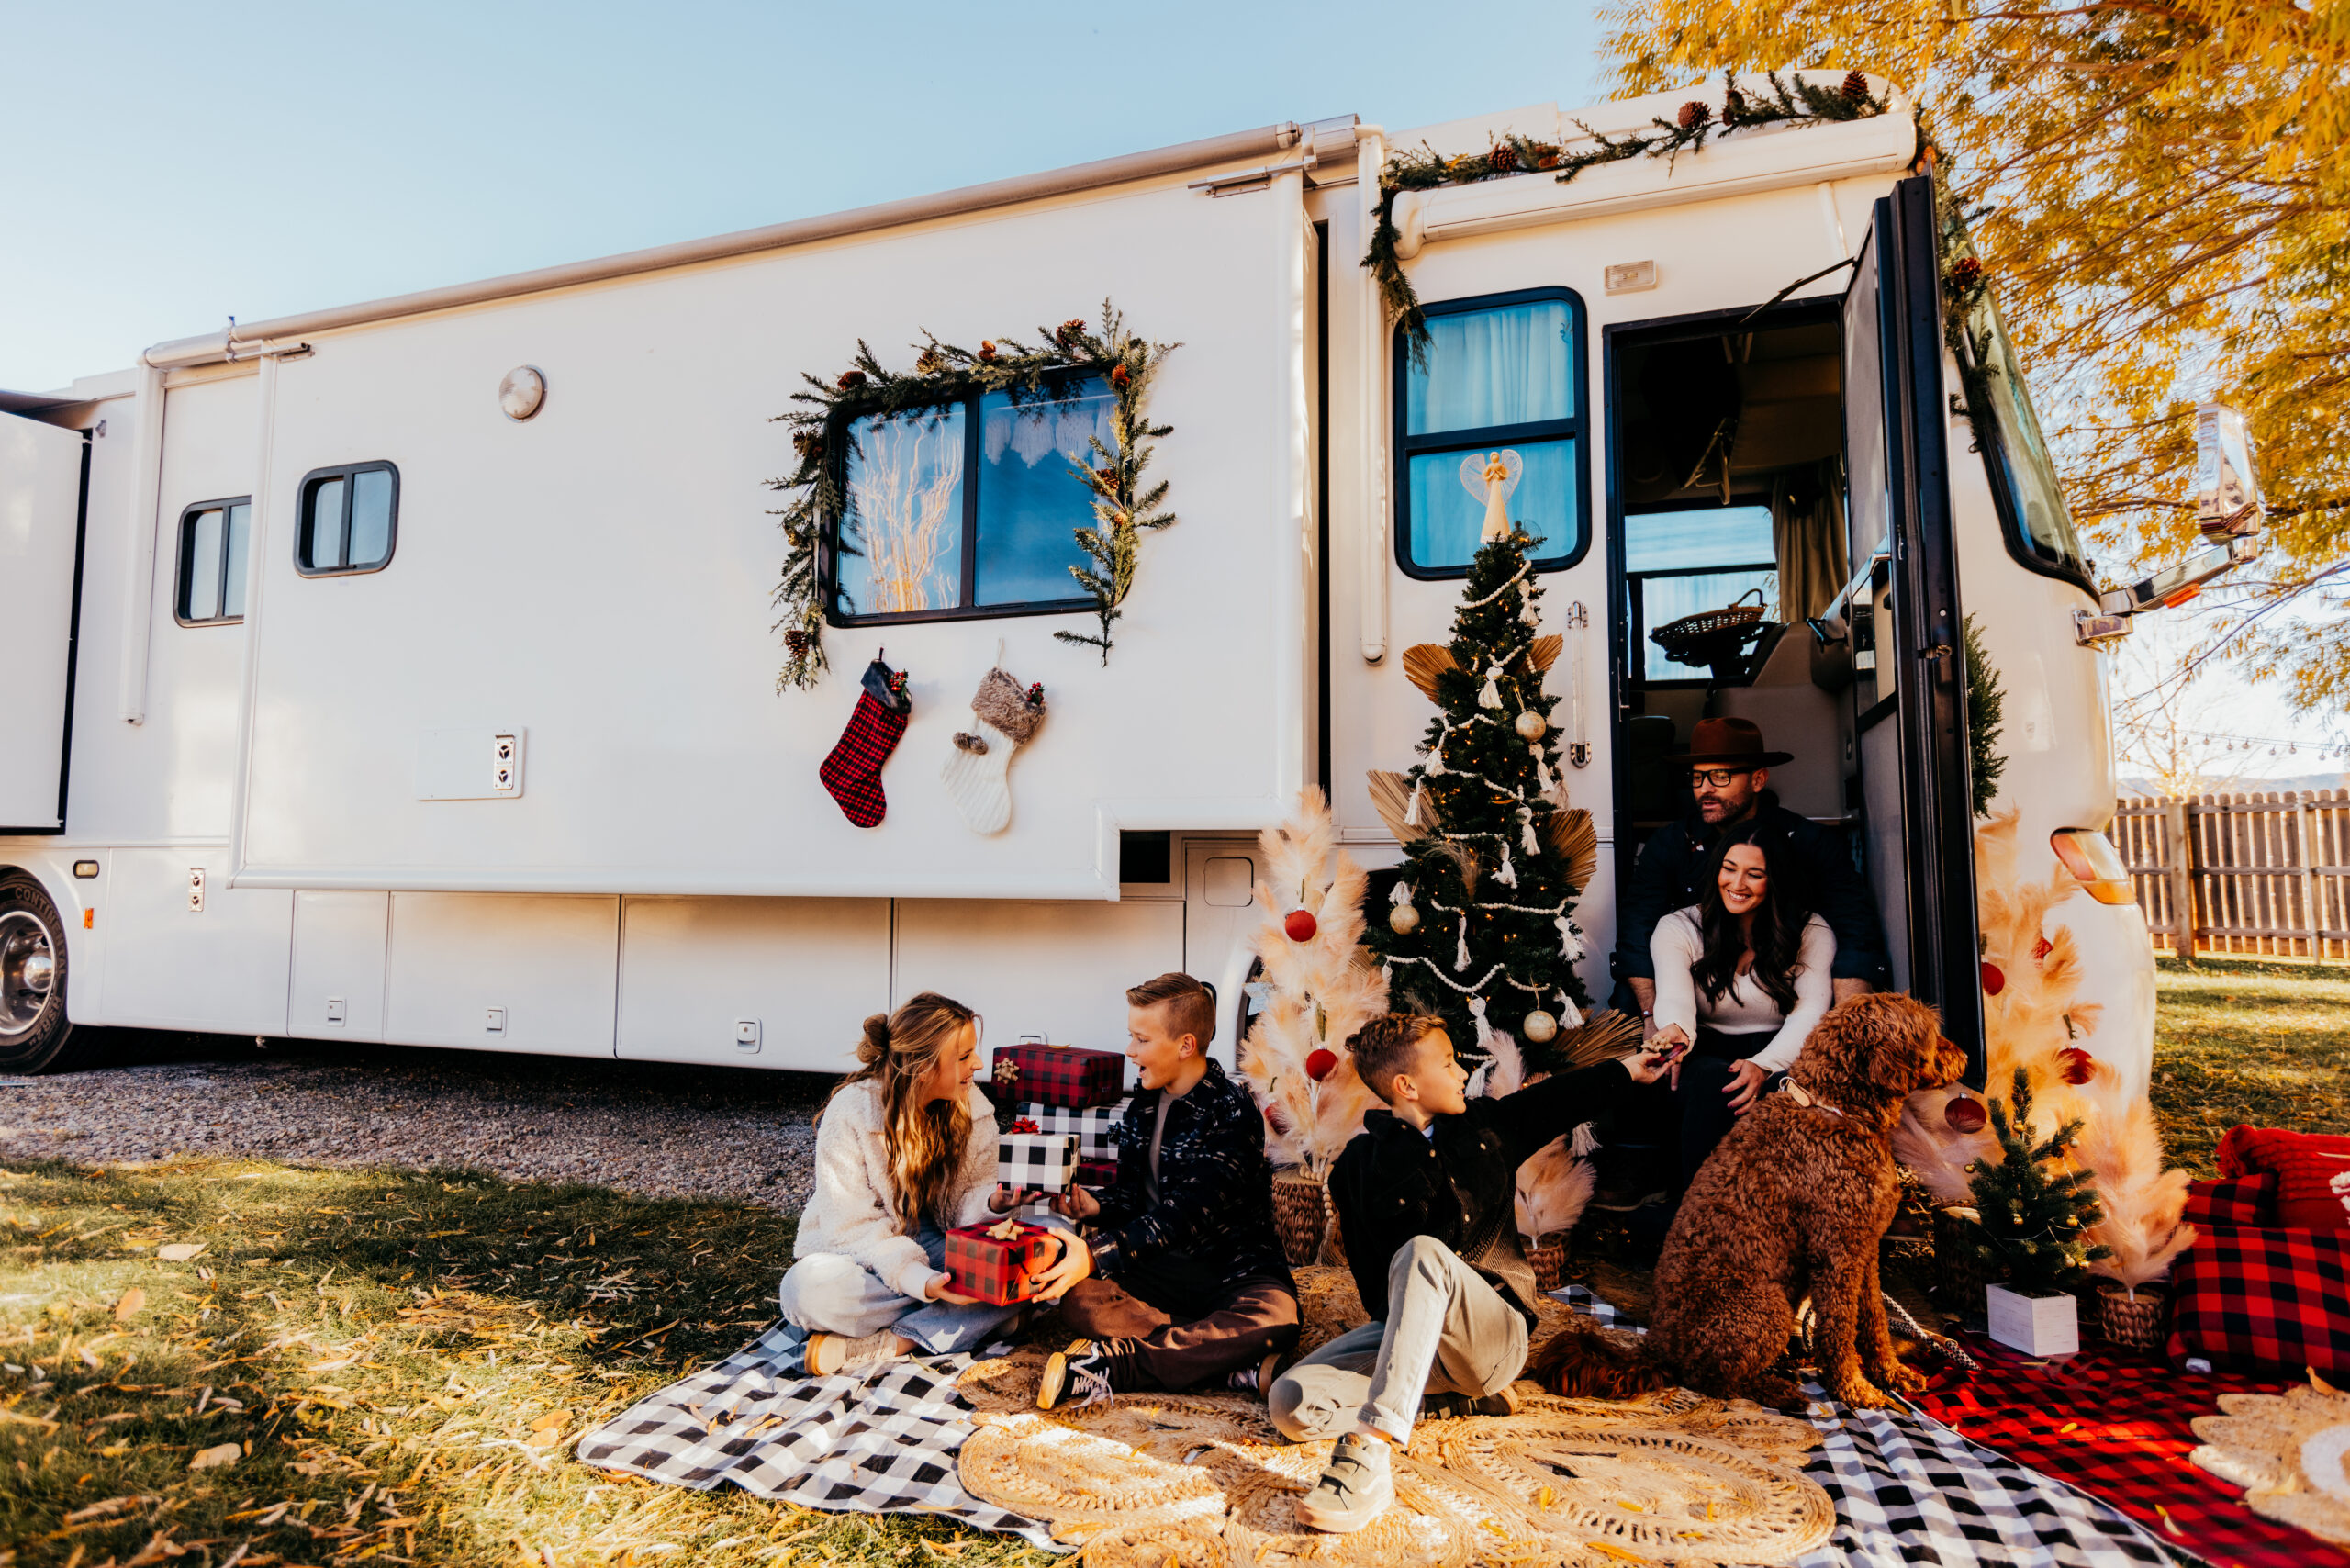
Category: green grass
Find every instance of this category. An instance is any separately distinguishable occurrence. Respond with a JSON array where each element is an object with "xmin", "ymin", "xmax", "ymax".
[
  {"xmin": 2151, "ymin": 954, "xmax": 2350, "ymax": 1175},
  {"xmin": 0, "ymin": 1159, "xmax": 1051, "ymax": 1568}
]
